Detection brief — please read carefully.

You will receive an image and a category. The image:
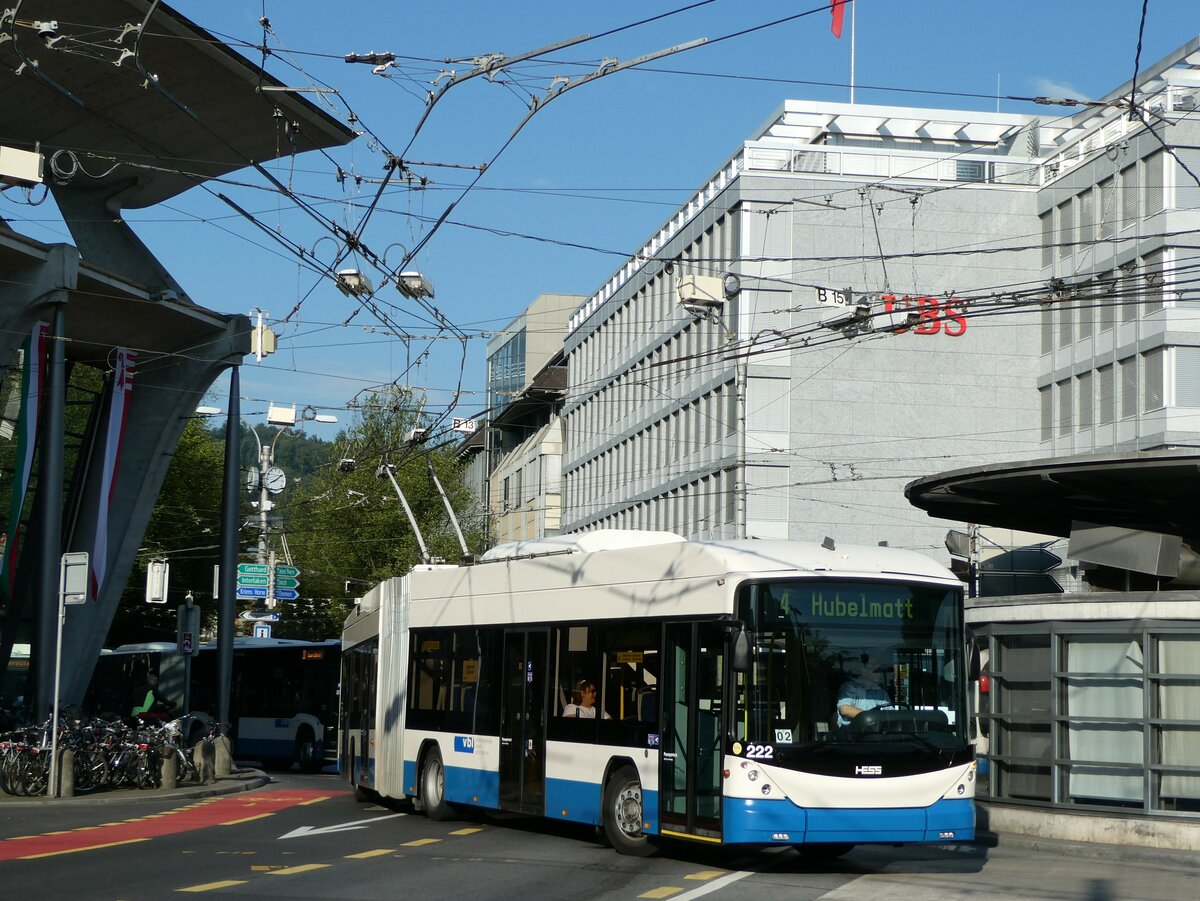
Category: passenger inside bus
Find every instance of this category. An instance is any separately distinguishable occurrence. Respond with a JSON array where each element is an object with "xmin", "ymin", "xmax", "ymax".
[
  {"xmin": 562, "ymin": 679, "xmax": 611, "ymax": 719},
  {"xmin": 835, "ymin": 658, "xmax": 891, "ymax": 727}
]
